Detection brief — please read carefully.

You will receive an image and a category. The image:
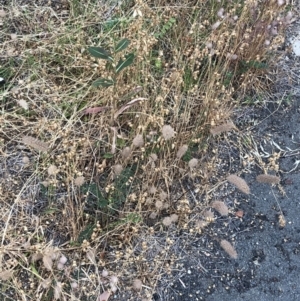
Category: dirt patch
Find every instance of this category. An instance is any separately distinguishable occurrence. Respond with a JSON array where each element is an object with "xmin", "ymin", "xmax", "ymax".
[{"xmin": 154, "ymin": 67, "xmax": 300, "ymax": 301}]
